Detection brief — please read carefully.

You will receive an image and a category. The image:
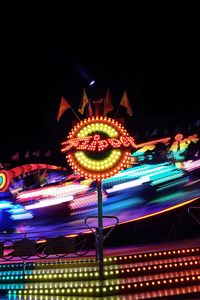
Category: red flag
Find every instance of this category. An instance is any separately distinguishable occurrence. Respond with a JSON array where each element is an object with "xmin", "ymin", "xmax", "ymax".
[
  {"xmin": 87, "ymin": 100, "xmax": 93, "ymax": 117},
  {"xmin": 93, "ymin": 97, "xmax": 103, "ymax": 116},
  {"xmin": 44, "ymin": 150, "xmax": 51, "ymax": 157},
  {"xmin": 57, "ymin": 96, "xmax": 71, "ymax": 121},
  {"xmin": 32, "ymin": 151, "xmax": 40, "ymax": 158},
  {"xmin": 78, "ymin": 89, "xmax": 89, "ymax": 115},
  {"xmin": 24, "ymin": 151, "xmax": 30, "ymax": 159},
  {"xmin": 120, "ymin": 90, "xmax": 133, "ymax": 116},
  {"xmin": 11, "ymin": 151, "xmax": 20, "ymax": 161},
  {"xmin": 104, "ymin": 88, "xmax": 113, "ymax": 116}
]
